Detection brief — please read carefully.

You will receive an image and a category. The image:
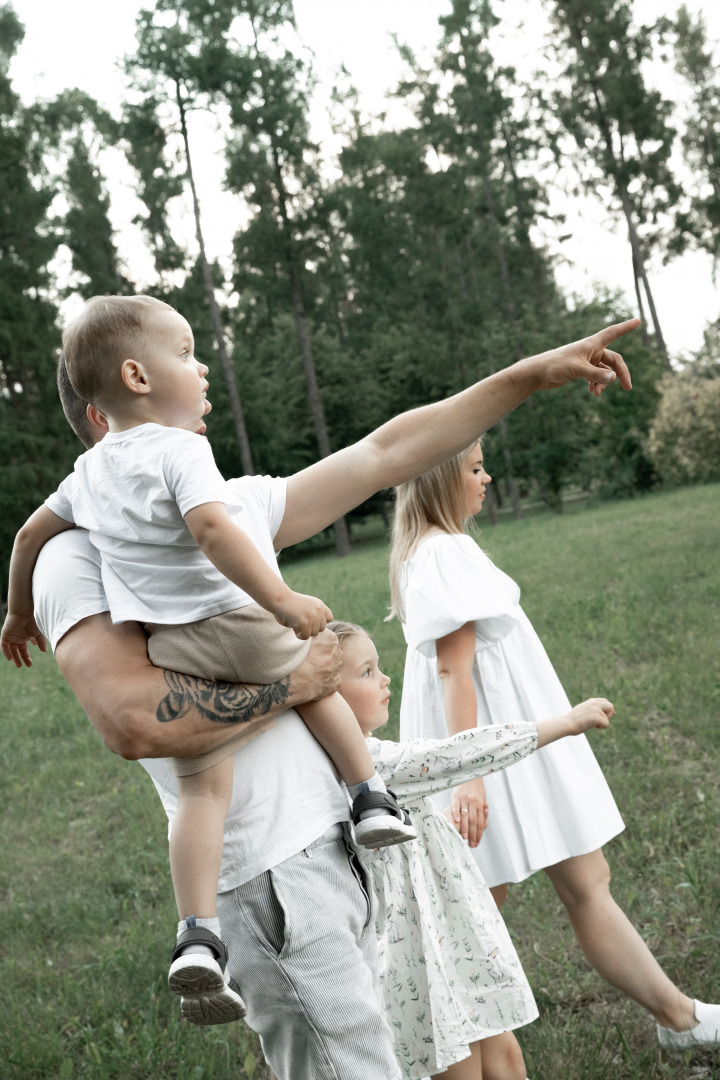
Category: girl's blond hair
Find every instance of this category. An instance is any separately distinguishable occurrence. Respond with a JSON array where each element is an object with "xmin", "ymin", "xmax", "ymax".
[
  {"xmin": 387, "ymin": 441, "xmax": 481, "ymax": 622},
  {"xmin": 327, "ymin": 619, "xmax": 368, "ymax": 645}
]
